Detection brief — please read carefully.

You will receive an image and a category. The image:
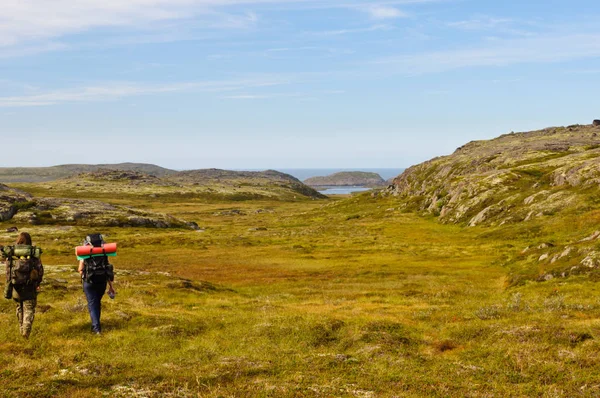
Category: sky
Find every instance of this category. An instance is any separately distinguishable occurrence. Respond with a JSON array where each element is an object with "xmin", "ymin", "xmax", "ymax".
[{"xmin": 1, "ymin": 0, "xmax": 600, "ymax": 169}]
